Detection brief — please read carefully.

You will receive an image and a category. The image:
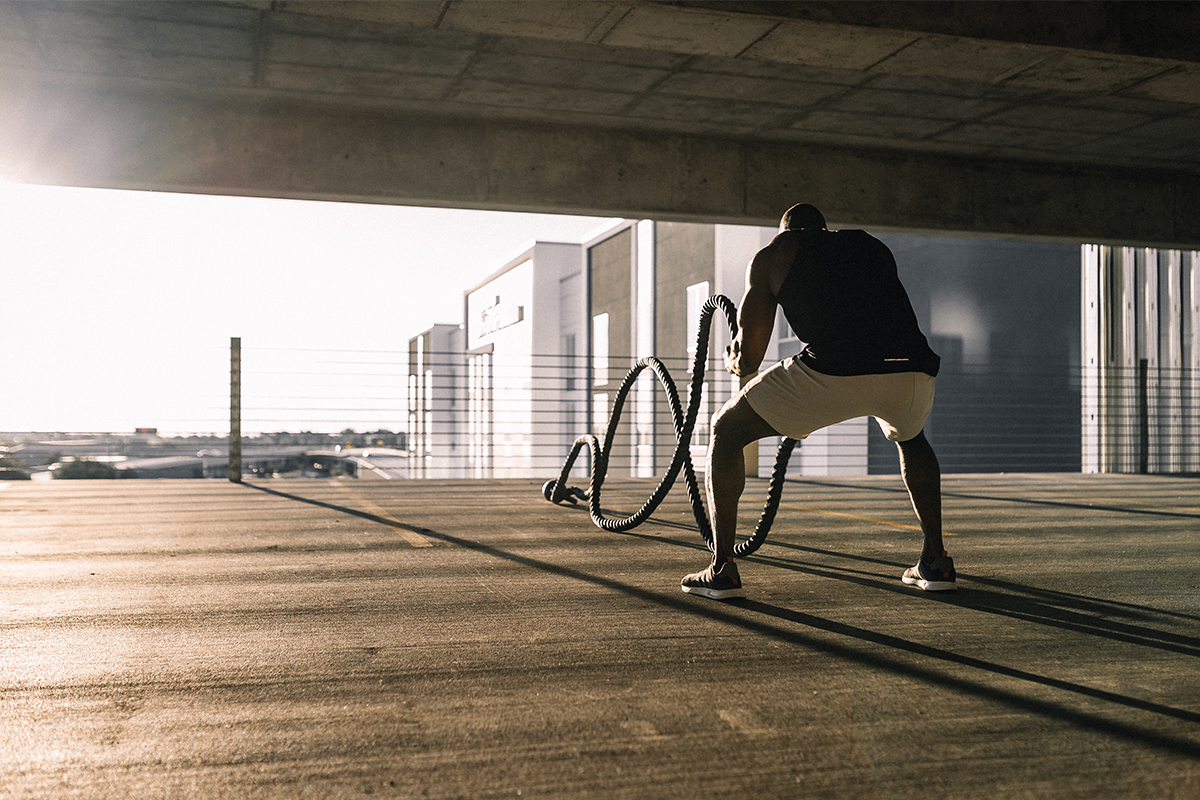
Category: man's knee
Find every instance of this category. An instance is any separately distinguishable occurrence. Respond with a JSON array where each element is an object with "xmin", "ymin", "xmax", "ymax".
[
  {"xmin": 709, "ymin": 405, "xmax": 737, "ymax": 452},
  {"xmin": 711, "ymin": 396, "xmax": 776, "ymax": 449},
  {"xmin": 897, "ymin": 429, "xmax": 932, "ymax": 453},
  {"xmin": 897, "ymin": 429, "xmax": 940, "ymax": 474},
  {"xmin": 710, "ymin": 398, "xmax": 738, "ymax": 438}
]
